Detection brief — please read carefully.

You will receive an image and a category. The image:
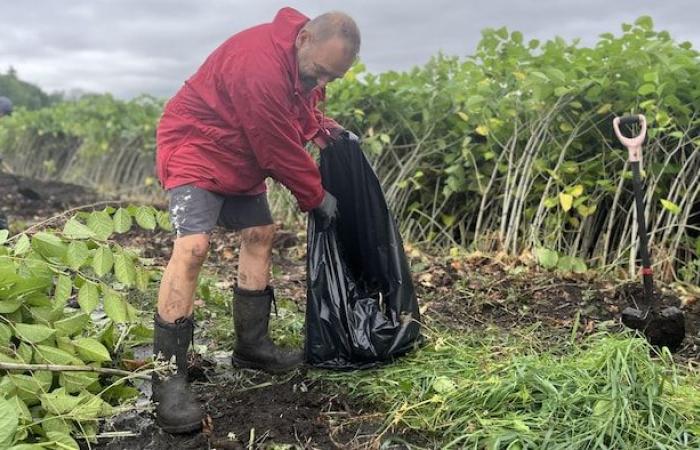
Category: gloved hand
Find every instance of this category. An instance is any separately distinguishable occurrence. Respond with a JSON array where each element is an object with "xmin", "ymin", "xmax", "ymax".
[
  {"xmin": 313, "ymin": 190, "xmax": 338, "ymax": 230},
  {"xmin": 329, "ymin": 128, "xmax": 361, "ymax": 144},
  {"xmin": 345, "ymin": 130, "xmax": 361, "ymax": 143}
]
